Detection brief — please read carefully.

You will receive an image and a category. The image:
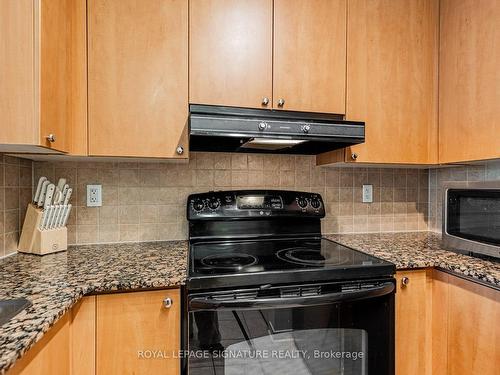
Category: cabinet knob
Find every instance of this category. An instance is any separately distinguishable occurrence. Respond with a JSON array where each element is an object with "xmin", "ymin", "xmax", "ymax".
[
  {"xmin": 277, "ymin": 98, "xmax": 285, "ymax": 107},
  {"xmin": 401, "ymin": 277, "xmax": 410, "ymax": 287},
  {"xmin": 163, "ymin": 297, "xmax": 173, "ymax": 308},
  {"xmin": 262, "ymin": 97, "xmax": 270, "ymax": 106},
  {"xmin": 351, "ymin": 153, "xmax": 358, "ymax": 161},
  {"xmin": 46, "ymin": 134, "xmax": 56, "ymax": 143},
  {"xmin": 176, "ymin": 146, "xmax": 184, "ymax": 155}
]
